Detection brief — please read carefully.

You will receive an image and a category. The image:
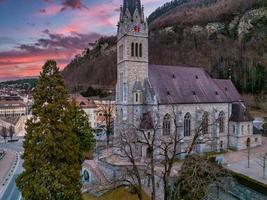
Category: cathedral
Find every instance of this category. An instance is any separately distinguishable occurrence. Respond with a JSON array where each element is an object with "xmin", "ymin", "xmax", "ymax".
[{"xmin": 114, "ymin": 0, "xmax": 262, "ymax": 160}]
